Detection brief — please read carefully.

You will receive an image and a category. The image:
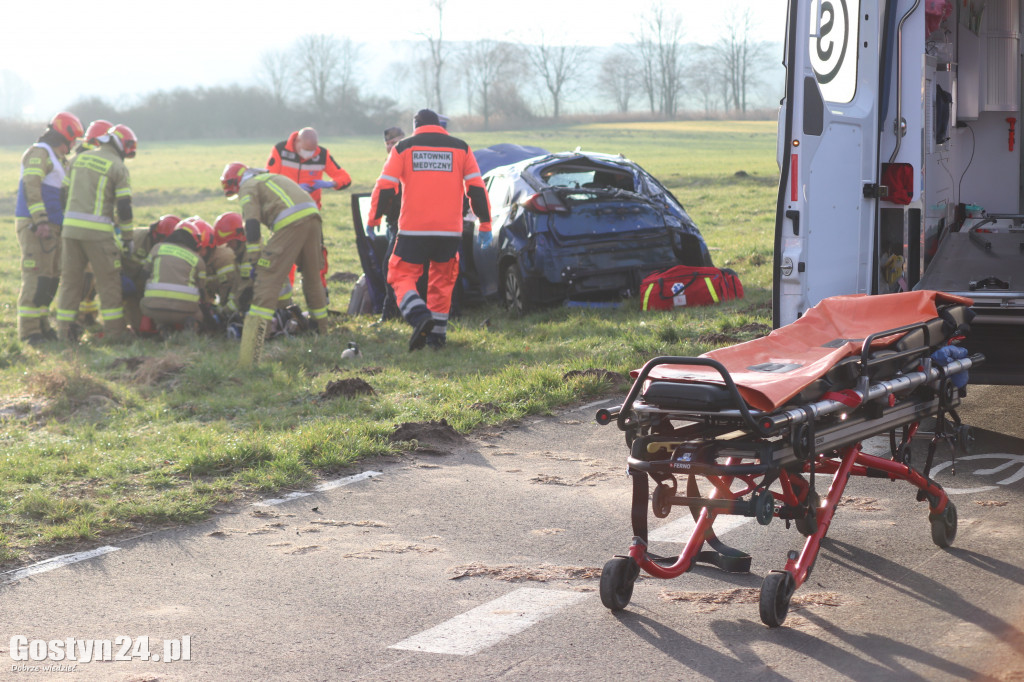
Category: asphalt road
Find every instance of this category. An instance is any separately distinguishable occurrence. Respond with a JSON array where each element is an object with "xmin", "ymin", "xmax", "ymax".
[{"xmin": 1, "ymin": 387, "xmax": 1023, "ymax": 681}]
